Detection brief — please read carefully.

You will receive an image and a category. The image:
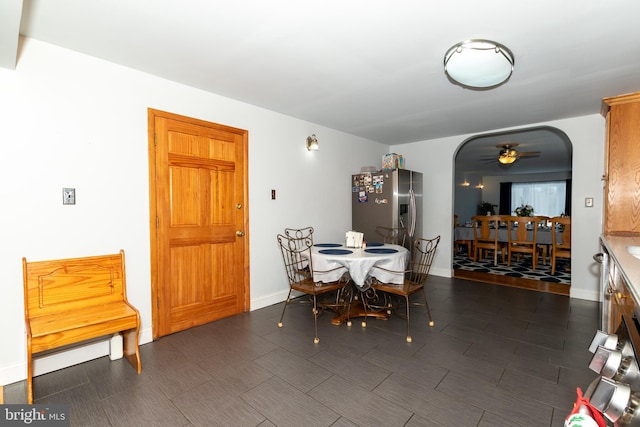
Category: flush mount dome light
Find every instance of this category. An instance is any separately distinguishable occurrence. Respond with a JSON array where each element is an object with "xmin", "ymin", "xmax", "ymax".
[{"xmin": 444, "ymin": 39, "xmax": 514, "ymax": 89}]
